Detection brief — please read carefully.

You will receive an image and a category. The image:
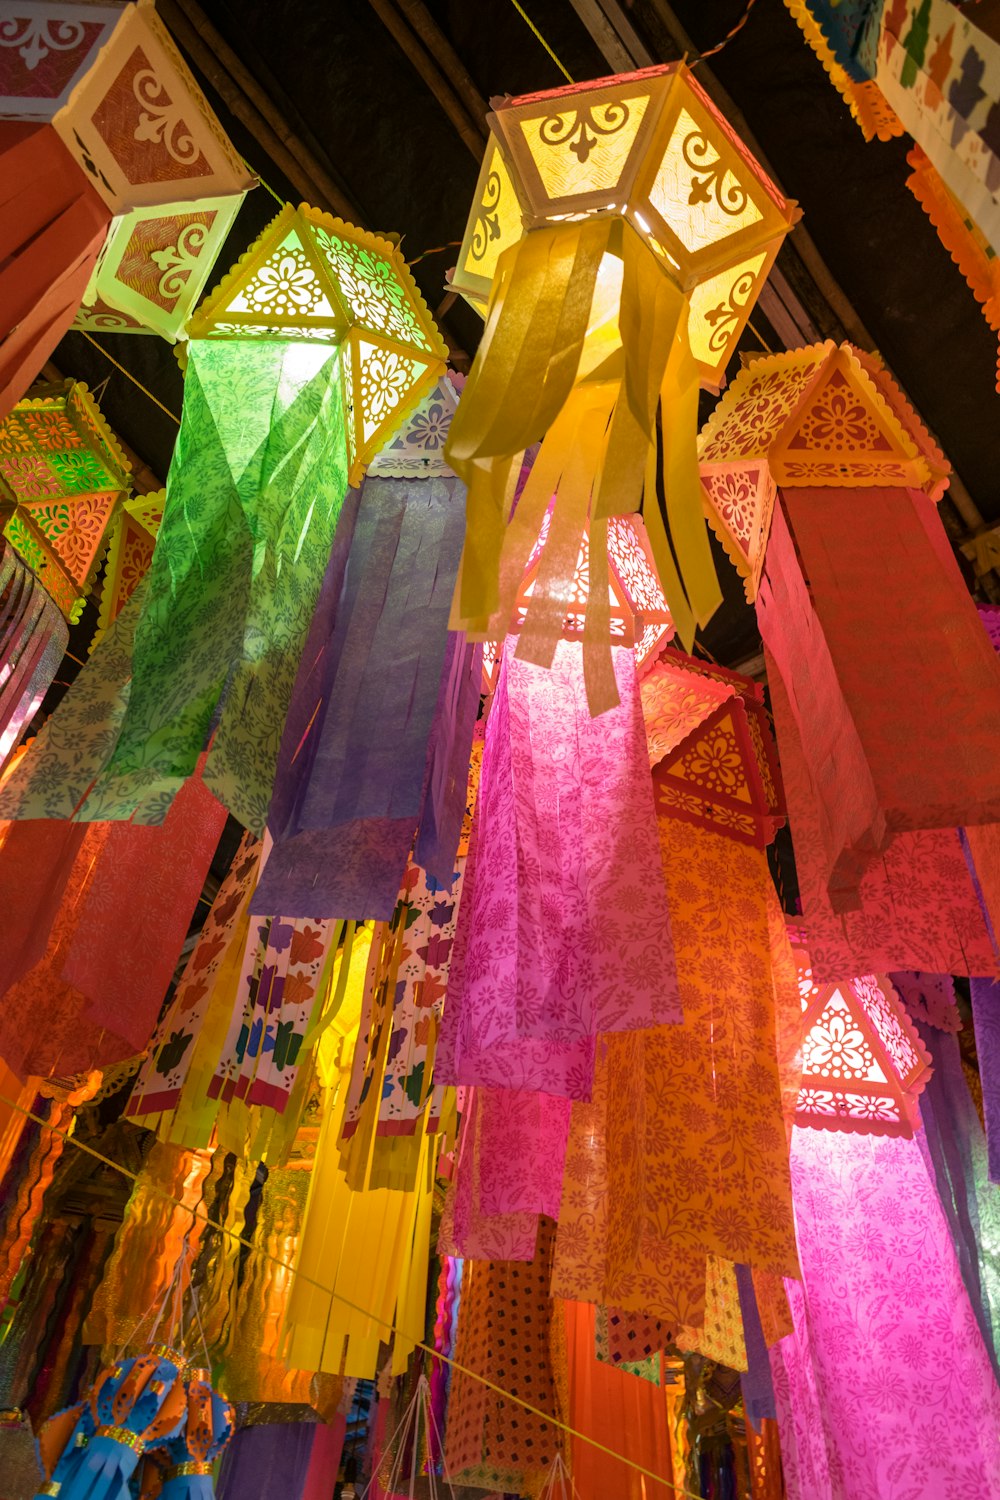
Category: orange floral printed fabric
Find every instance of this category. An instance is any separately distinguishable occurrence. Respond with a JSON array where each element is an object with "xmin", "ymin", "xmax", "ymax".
[{"xmin": 556, "ymin": 816, "xmax": 799, "ymax": 1325}]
